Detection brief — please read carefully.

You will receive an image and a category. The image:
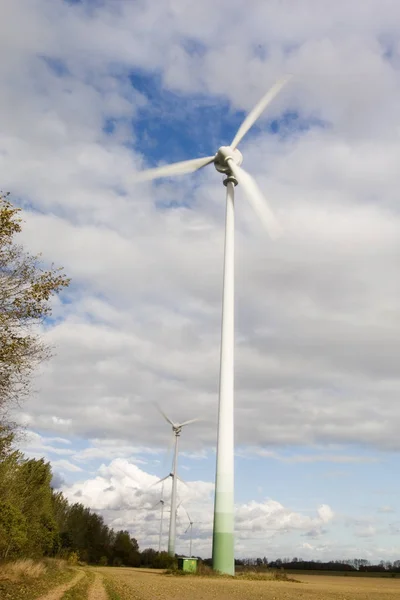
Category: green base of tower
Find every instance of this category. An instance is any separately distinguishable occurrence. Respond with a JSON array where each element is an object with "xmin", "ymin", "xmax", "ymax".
[{"xmin": 212, "ymin": 531, "xmax": 235, "ymax": 575}]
